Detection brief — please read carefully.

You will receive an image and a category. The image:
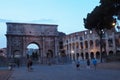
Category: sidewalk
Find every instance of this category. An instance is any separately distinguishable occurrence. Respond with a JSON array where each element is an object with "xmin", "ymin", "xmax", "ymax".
[{"xmin": 8, "ymin": 63, "xmax": 120, "ymax": 80}]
